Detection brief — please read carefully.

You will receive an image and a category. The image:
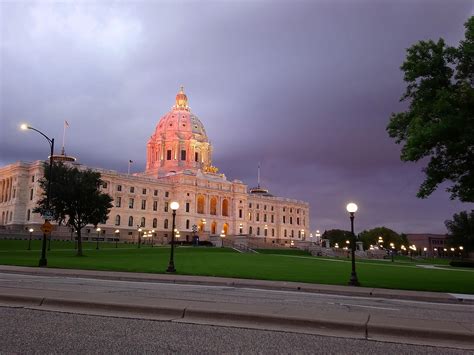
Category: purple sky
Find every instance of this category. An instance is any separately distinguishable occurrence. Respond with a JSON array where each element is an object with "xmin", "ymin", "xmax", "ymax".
[{"xmin": 1, "ymin": 1, "xmax": 473, "ymax": 234}]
